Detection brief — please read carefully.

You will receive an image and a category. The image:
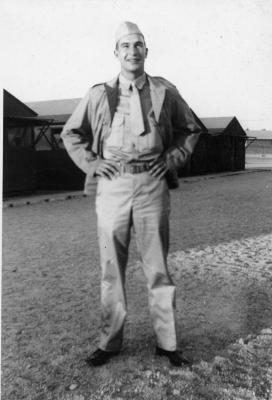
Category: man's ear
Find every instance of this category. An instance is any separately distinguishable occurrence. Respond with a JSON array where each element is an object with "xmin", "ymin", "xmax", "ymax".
[
  {"xmin": 114, "ymin": 48, "xmax": 118, "ymax": 58},
  {"xmin": 145, "ymin": 48, "xmax": 148, "ymax": 58}
]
